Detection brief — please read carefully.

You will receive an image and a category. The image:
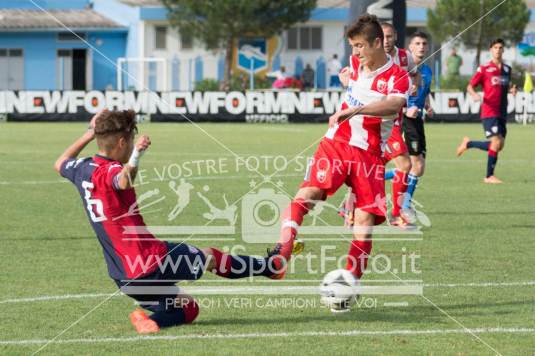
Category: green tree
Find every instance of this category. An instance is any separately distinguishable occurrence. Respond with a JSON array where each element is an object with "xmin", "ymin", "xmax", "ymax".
[
  {"xmin": 161, "ymin": 0, "xmax": 317, "ymax": 90},
  {"xmin": 428, "ymin": 0, "xmax": 530, "ymax": 66}
]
